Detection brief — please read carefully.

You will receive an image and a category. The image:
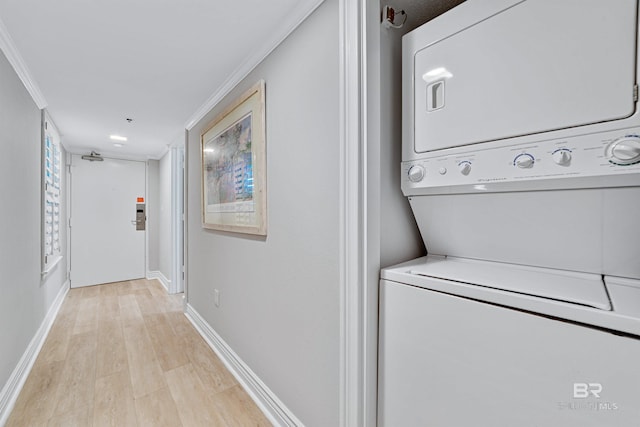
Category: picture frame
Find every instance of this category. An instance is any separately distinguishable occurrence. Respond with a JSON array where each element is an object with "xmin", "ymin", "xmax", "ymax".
[{"xmin": 201, "ymin": 80, "xmax": 266, "ymax": 235}]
